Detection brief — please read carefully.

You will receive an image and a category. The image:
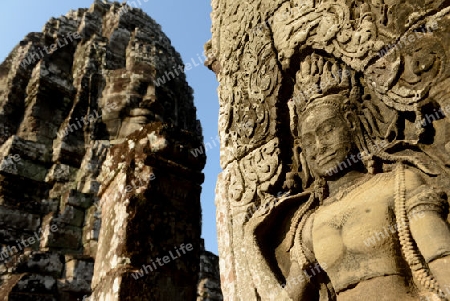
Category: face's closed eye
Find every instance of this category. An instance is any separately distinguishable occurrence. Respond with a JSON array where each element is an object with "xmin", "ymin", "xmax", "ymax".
[{"xmin": 318, "ymin": 124, "xmax": 336, "ymax": 137}]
